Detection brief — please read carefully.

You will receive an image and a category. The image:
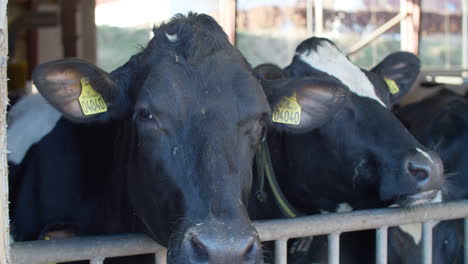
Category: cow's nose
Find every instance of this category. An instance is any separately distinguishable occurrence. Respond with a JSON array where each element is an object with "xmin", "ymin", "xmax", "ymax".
[
  {"xmin": 405, "ymin": 149, "xmax": 444, "ymax": 190},
  {"xmin": 182, "ymin": 225, "xmax": 262, "ymax": 263},
  {"xmin": 407, "ymin": 160, "xmax": 430, "ymax": 184}
]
